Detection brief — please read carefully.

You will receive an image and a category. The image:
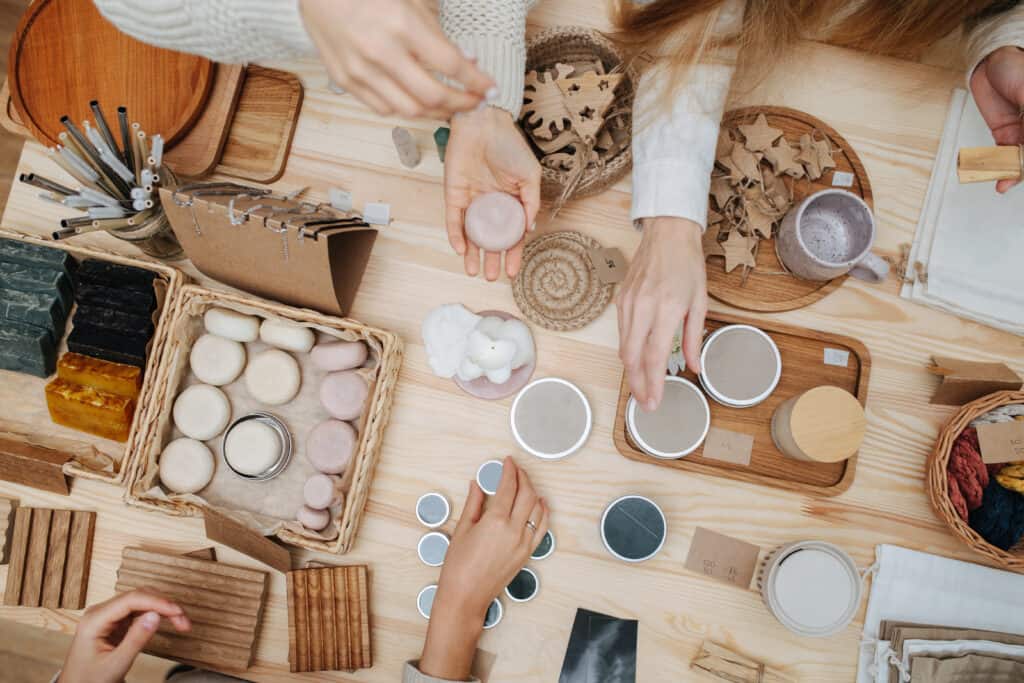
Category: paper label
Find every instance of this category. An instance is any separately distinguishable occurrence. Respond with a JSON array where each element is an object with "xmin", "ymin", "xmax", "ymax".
[
  {"xmin": 589, "ymin": 247, "xmax": 628, "ymax": 284},
  {"xmin": 684, "ymin": 527, "xmax": 761, "ymax": 589},
  {"xmin": 831, "ymin": 171, "xmax": 855, "ymax": 188},
  {"xmin": 824, "ymin": 348, "xmax": 850, "ymax": 367},
  {"xmin": 977, "ymin": 421, "xmax": 1024, "ymax": 464},
  {"xmin": 702, "ymin": 426, "xmax": 754, "ymax": 466}
]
